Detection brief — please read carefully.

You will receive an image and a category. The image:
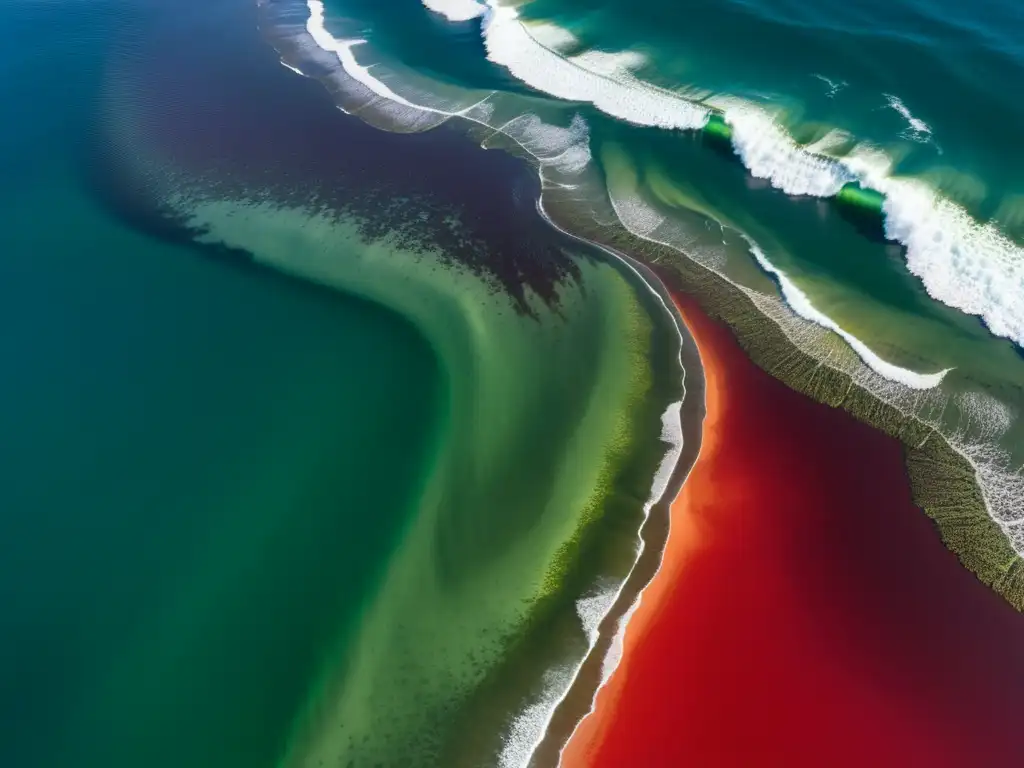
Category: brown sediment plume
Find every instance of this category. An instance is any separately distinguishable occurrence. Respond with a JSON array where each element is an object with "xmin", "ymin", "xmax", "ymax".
[{"xmin": 561, "ymin": 287, "xmax": 1024, "ymax": 768}]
